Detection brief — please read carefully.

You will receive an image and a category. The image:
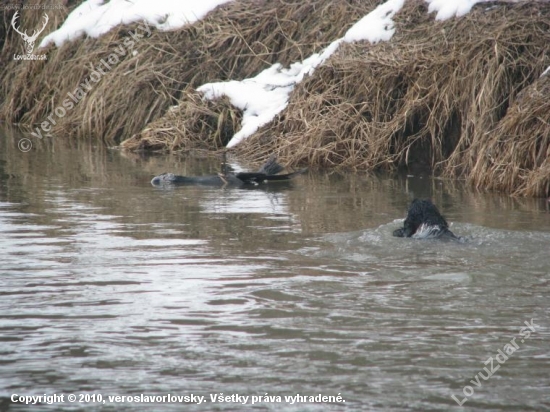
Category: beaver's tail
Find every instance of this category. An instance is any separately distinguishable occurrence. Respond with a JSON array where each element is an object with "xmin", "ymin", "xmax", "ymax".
[{"xmin": 235, "ymin": 168, "xmax": 306, "ymax": 184}]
